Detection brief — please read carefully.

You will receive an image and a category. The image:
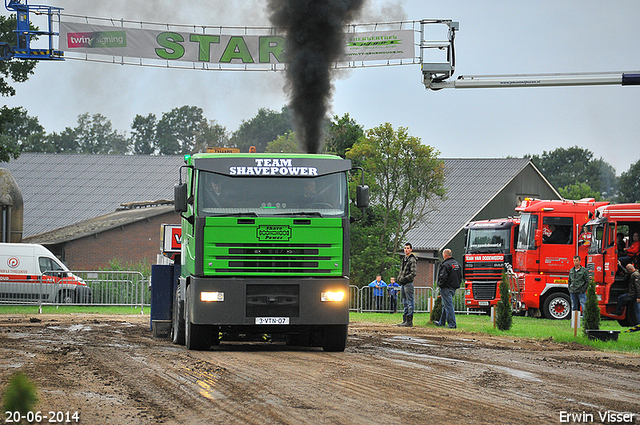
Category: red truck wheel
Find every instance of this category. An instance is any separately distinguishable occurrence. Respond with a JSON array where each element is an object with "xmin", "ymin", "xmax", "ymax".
[{"xmin": 542, "ymin": 293, "xmax": 571, "ymax": 320}]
